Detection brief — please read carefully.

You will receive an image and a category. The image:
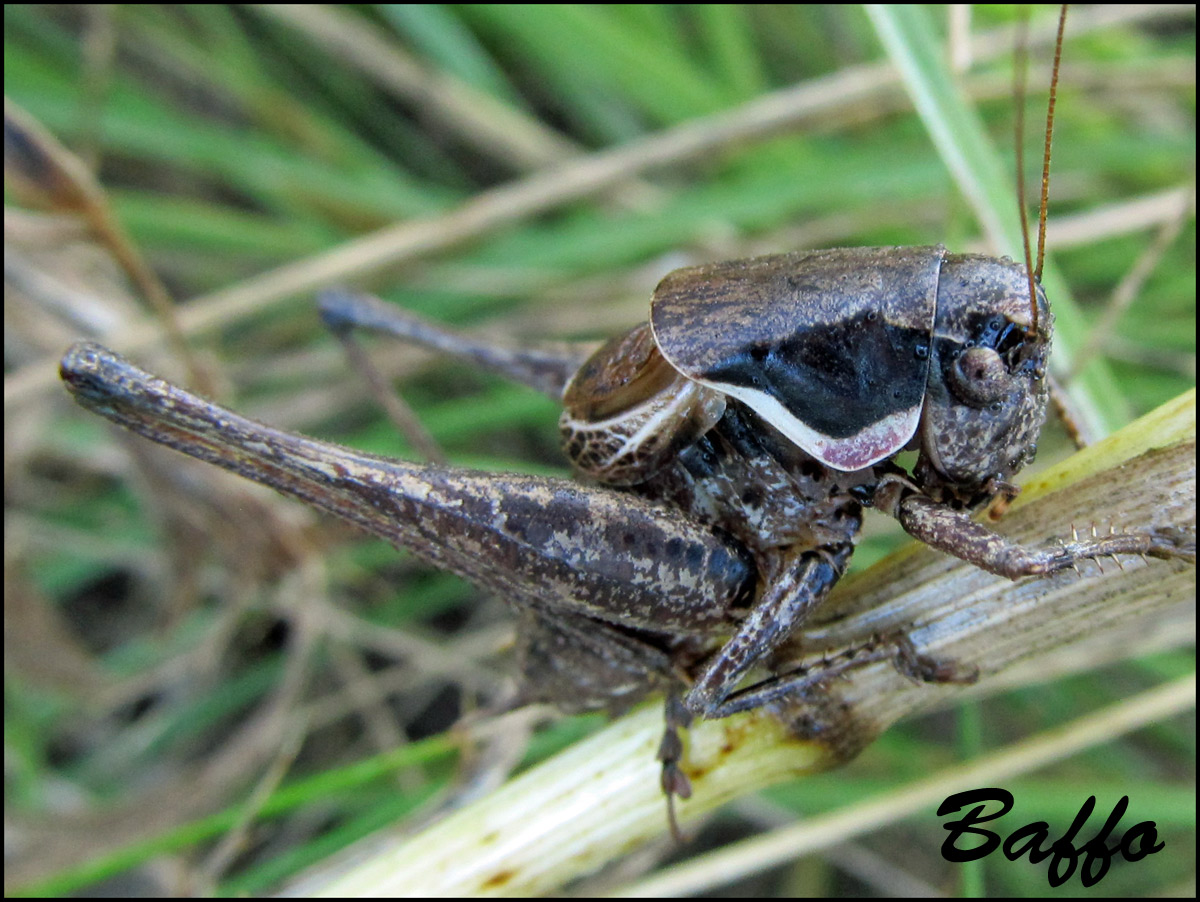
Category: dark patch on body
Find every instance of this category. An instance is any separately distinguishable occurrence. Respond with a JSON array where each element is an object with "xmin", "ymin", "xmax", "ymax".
[{"xmin": 703, "ymin": 311, "xmax": 929, "ymax": 438}]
